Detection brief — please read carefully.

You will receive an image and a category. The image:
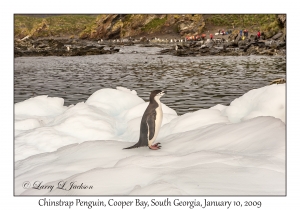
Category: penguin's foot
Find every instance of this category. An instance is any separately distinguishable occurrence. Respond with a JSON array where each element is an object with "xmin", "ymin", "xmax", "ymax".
[
  {"xmin": 153, "ymin": 143, "xmax": 161, "ymax": 147},
  {"xmin": 149, "ymin": 143, "xmax": 161, "ymax": 150}
]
